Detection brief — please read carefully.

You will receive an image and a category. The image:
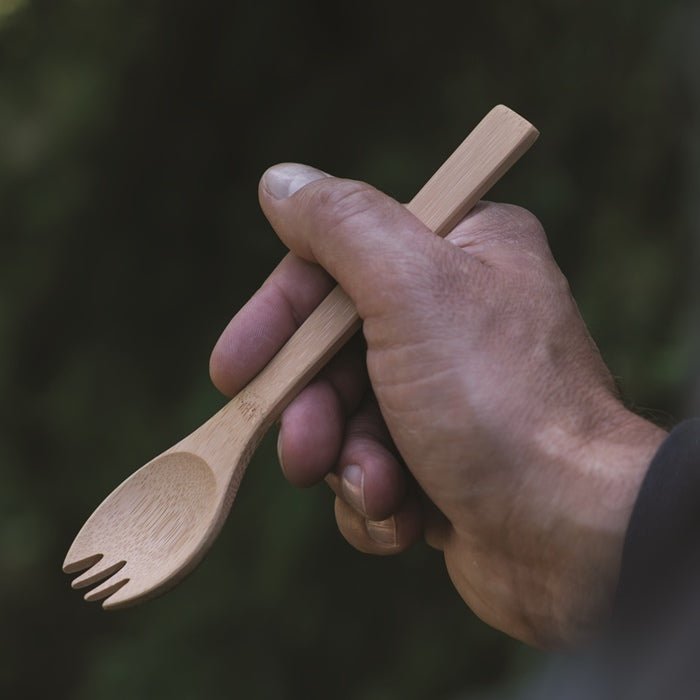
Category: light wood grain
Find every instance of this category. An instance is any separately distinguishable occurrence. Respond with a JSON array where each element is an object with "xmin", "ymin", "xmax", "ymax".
[{"xmin": 63, "ymin": 105, "xmax": 539, "ymax": 609}]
